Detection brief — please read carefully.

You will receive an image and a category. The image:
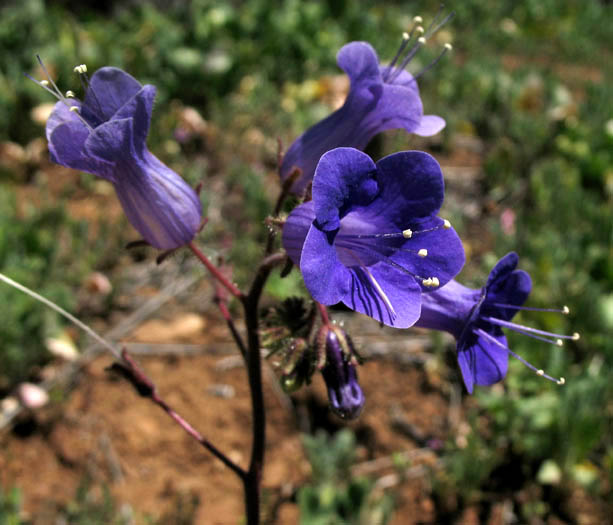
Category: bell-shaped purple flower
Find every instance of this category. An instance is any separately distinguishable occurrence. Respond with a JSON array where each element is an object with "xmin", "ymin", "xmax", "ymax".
[
  {"xmin": 282, "ymin": 147, "xmax": 465, "ymax": 328},
  {"xmin": 321, "ymin": 326, "xmax": 364, "ymax": 420},
  {"xmin": 43, "ymin": 66, "xmax": 202, "ymax": 250},
  {"xmin": 416, "ymin": 253, "xmax": 572, "ymax": 393},
  {"xmin": 280, "ymin": 40, "xmax": 446, "ymax": 194}
]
